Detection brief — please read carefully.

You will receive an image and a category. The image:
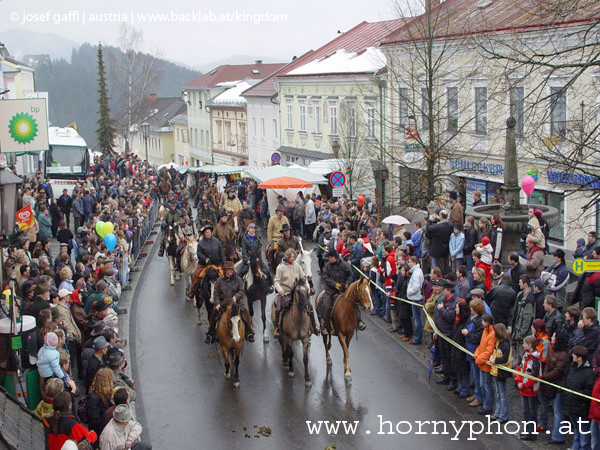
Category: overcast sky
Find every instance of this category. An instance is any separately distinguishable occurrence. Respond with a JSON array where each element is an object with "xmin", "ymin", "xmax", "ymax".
[{"xmin": 0, "ymin": 0, "xmax": 404, "ymax": 66}]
